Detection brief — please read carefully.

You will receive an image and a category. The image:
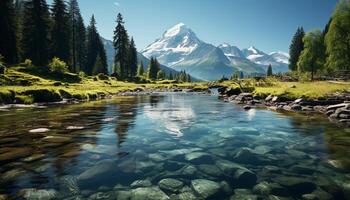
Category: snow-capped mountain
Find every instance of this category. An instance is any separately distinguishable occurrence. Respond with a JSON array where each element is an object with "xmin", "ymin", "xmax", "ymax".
[{"xmin": 142, "ymin": 23, "xmax": 289, "ymax": 80}]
